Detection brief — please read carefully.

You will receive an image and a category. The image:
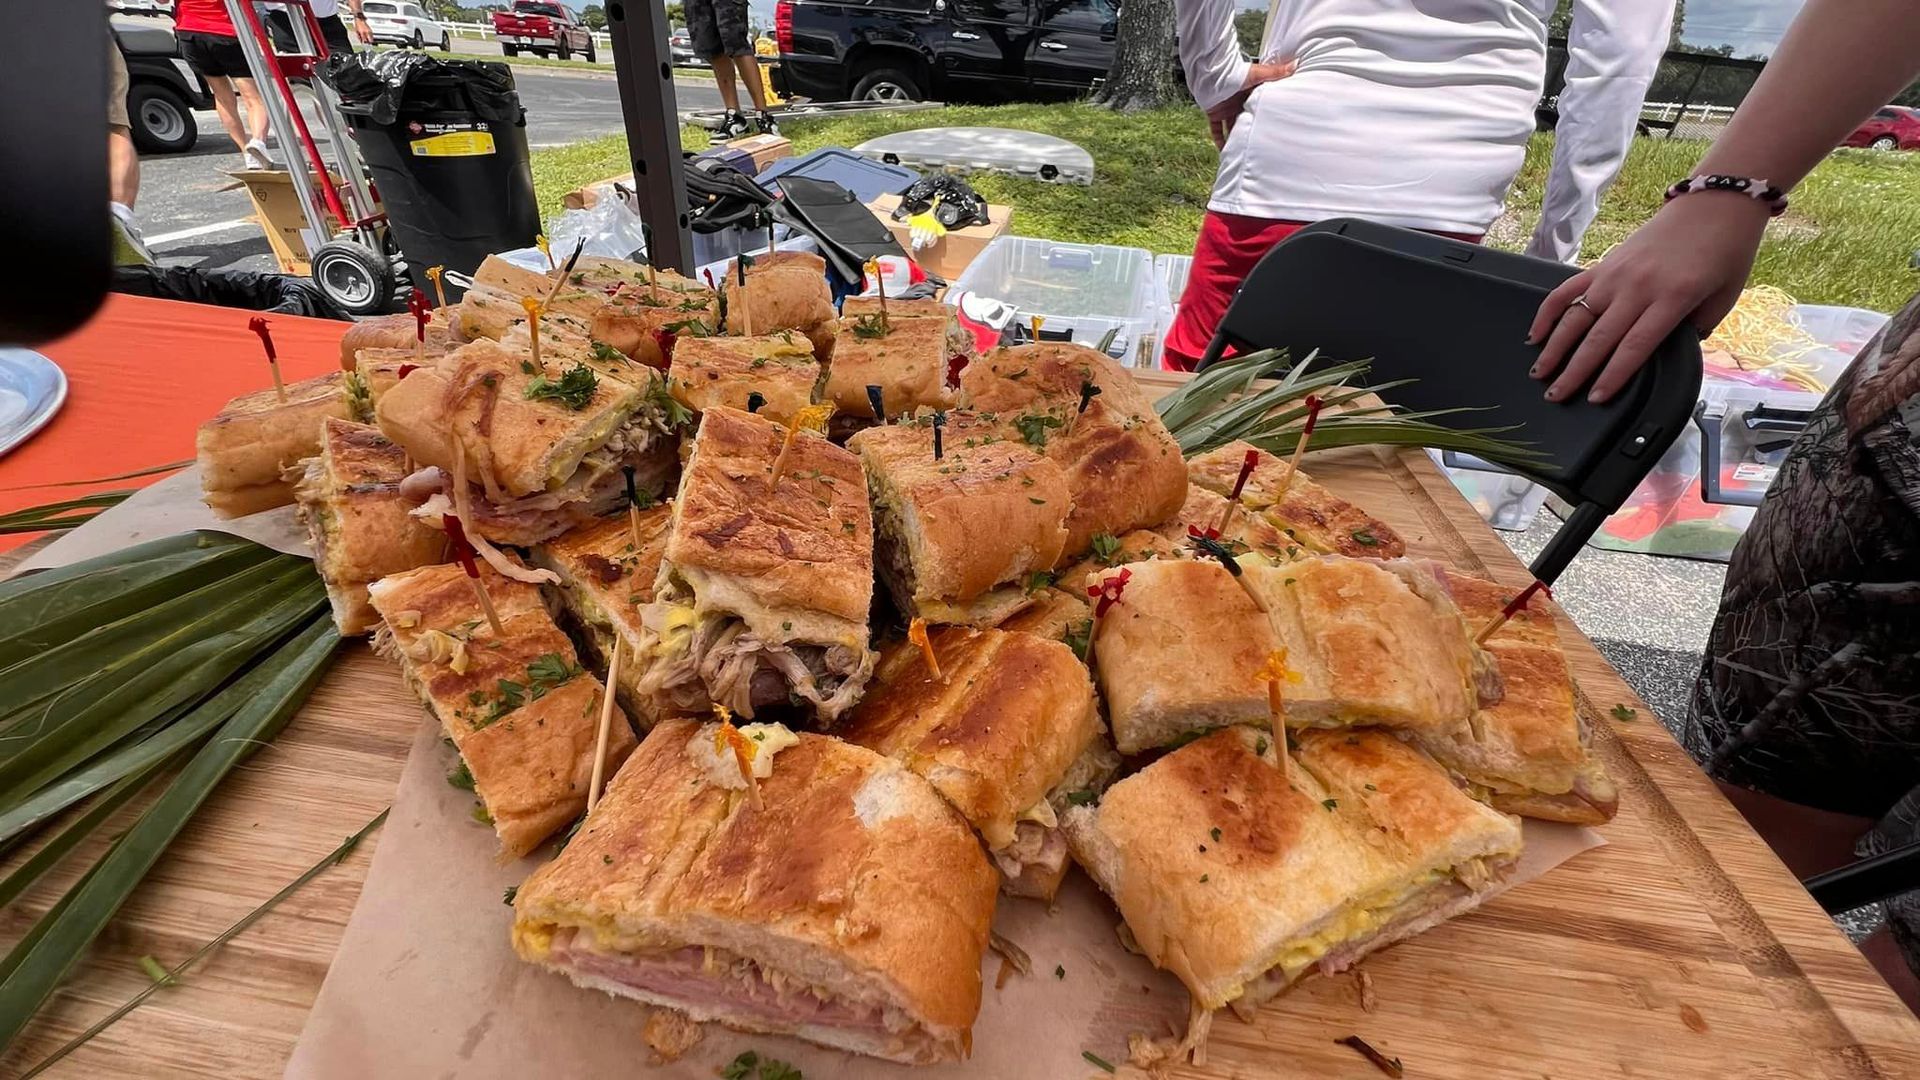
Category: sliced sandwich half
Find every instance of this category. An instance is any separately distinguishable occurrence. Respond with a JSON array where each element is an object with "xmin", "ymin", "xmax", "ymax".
[
  {"xmin": 848, "ymin": 412, "xmax": 1070, "ymax": 626},
  {"xmin": 530, "ymin": 506, "xmax": 676, "ymax": 730},
  {"xmin": 1404, "ymin": 567, "xmax": 1619, "ymax": 824},
  {"xmin": 838, "ymin": 626, "xmax": 1101, "ymax": 899},
  {"xmin": 1063, "ymin": 726, "xmax": 1522, "ymax": 1020},
  {"xmin": 511, "ymin": 717, "xmax": 998, "ymax": 1064},
  {"xmin": 1187, "ymin": 439, "xmax": 1404, "ymax": 558},
  {"xmin": 197, "ymin": 371, "xmax": 352, "ymax": 517},
  {"xmin": 292, "ymin": 418, "xmax": 445, "ymax": 635},
  {"xmin": 368, "ymin": 561, "xmax": 636, "ymax": 859},
  {"xmin": 635, "ymin": 406, "xmax": 876, "ymax": 722}
]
